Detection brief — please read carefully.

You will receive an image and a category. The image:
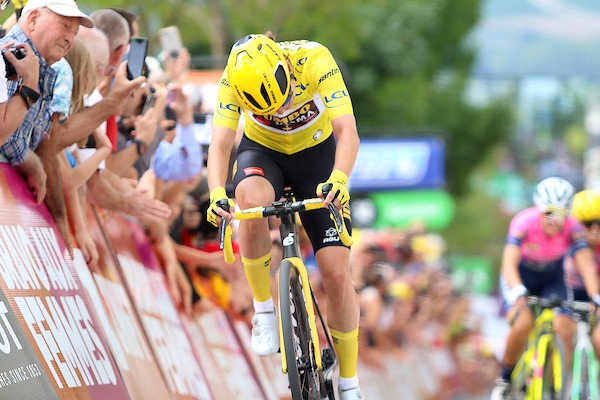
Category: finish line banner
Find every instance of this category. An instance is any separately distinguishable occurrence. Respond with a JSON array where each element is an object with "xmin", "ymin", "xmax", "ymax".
[{"xmin": 0, "ymin": 164, "xmax": 129, "ymax": 399}]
